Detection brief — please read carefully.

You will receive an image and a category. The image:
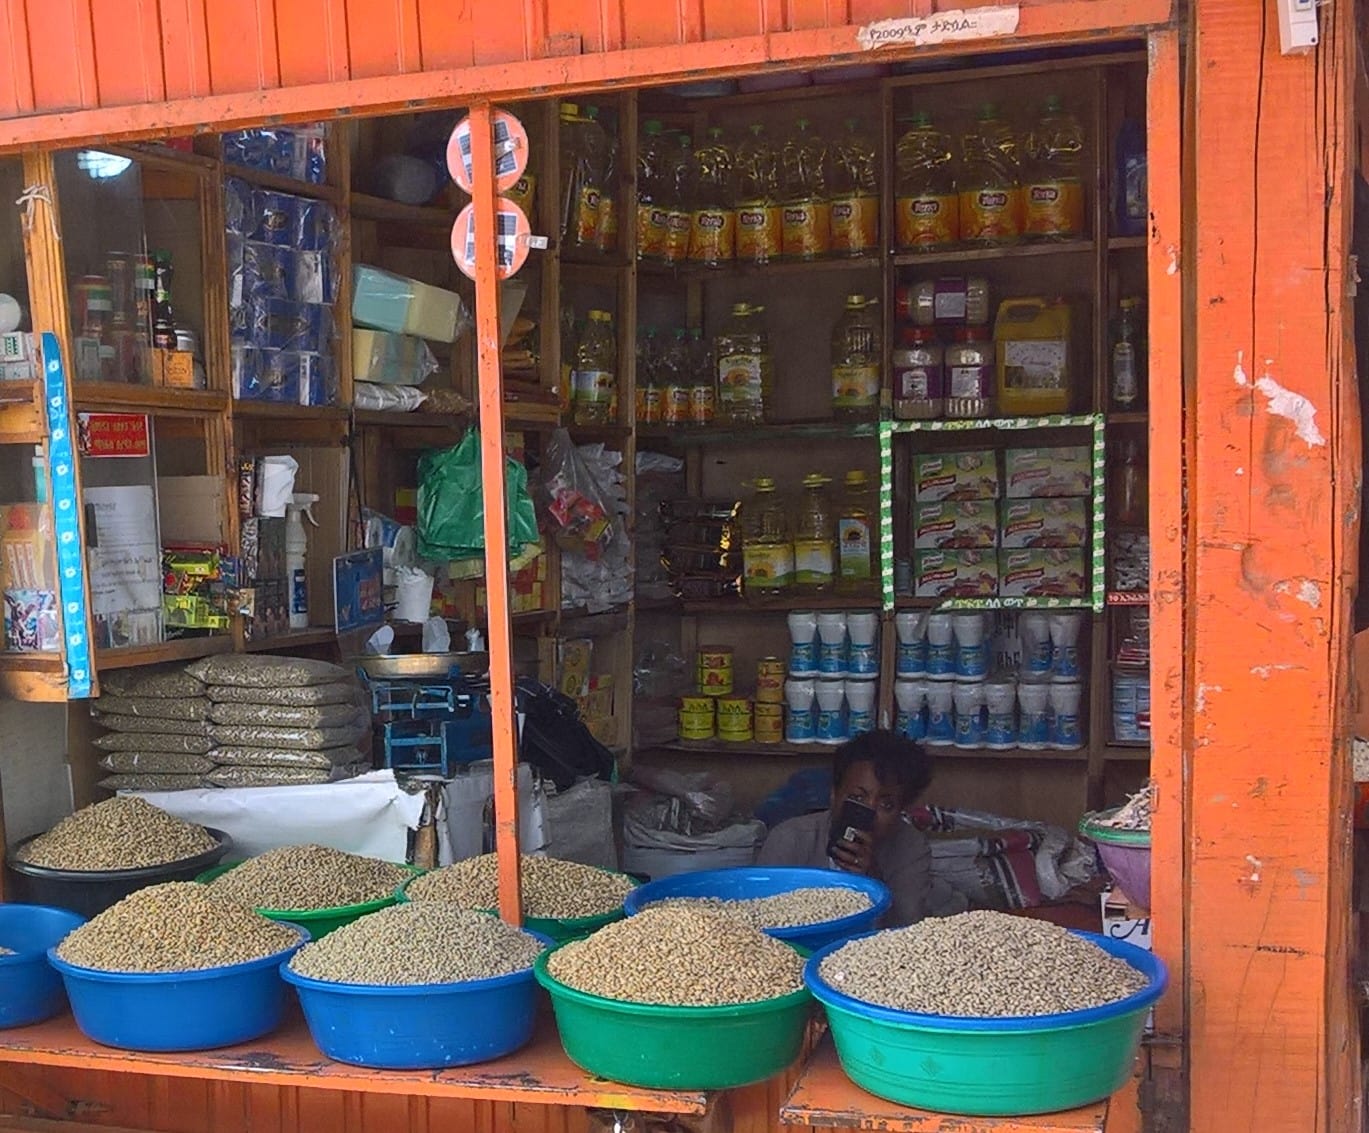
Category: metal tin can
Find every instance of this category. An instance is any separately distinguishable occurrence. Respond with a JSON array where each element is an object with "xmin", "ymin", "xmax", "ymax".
[
  {"xmin": 756, "ymin": 657, "xmax": 786, "ymax": 703},
  {"xmin": 679, "ymin": 707, "xmax": 715, "ymax": 741},
  {"xmin": 718, "ymin": 704, "xmax": 754, "ymax": 742},
  {"xmin": 697, "ymin": 645, "xmax": 734, "ymax": 696},
  {"xmin": 753, "ymin": 701, "xmax": 784, "ymax": 744},
  {"xmin": 680, "ymin": 695, "xmax": 714, "ymax": 714},
  {"xmin": 717, "ymin": 695, "xmax": 752, "ymax": 718}
]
